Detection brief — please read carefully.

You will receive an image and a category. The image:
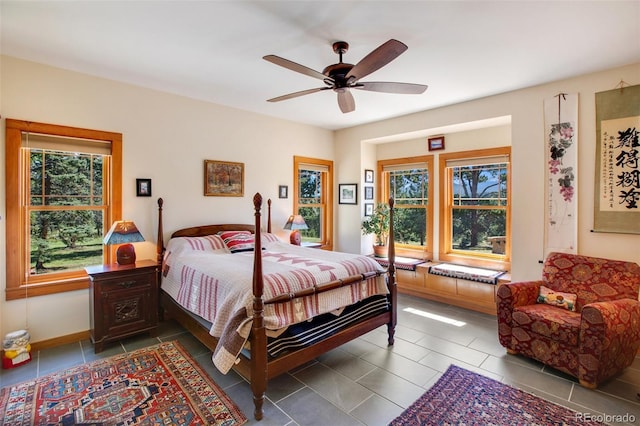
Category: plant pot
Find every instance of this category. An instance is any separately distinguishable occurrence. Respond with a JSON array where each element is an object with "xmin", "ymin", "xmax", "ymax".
[{"xmin": 373, "ymin": 245, "xmax": 388, "ymax": 258}]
